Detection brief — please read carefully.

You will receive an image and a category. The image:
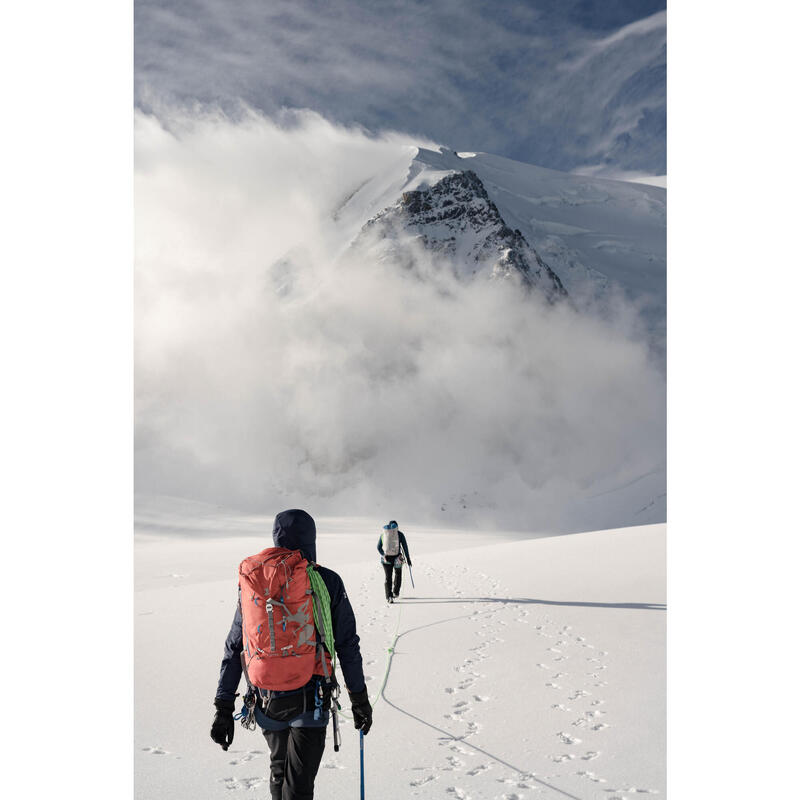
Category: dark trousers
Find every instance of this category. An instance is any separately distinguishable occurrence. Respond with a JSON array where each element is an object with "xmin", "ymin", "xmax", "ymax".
[
  {"xmin": 383, "ymin": 561, "xmax": 402, "ymax": 599},
  {"xmin": 262, "ymin": 726, "xmax": 327, "ymax": 800}
]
